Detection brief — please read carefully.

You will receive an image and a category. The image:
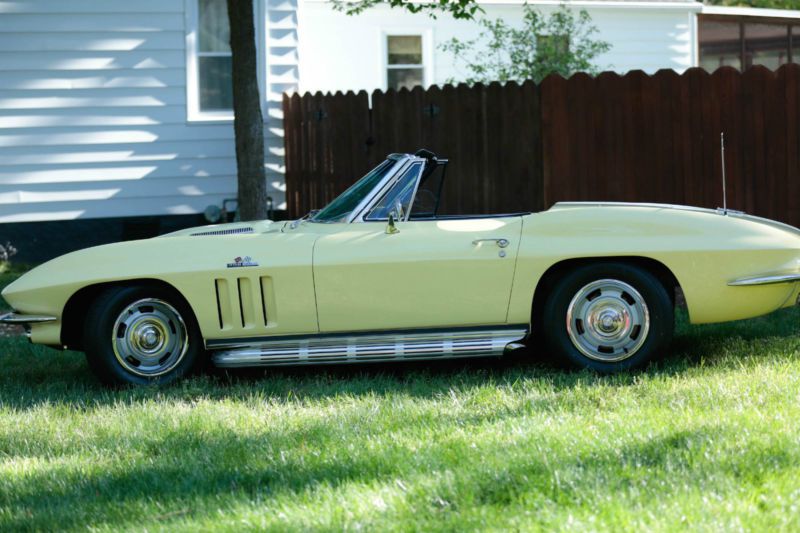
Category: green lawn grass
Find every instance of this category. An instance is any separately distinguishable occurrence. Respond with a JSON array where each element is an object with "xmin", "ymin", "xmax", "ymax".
[{"xmin": 0, "ymin": 269, "xmax": 799, "ymax": 531}]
